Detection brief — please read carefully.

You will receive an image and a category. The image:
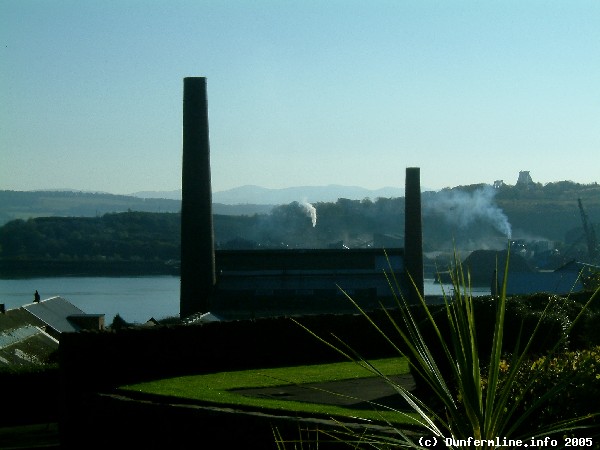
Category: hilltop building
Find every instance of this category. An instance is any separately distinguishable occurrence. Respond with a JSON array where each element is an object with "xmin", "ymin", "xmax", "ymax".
[{"xmin": 517, "ymin": 171, "xmax": 534, "ymax": 188}]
